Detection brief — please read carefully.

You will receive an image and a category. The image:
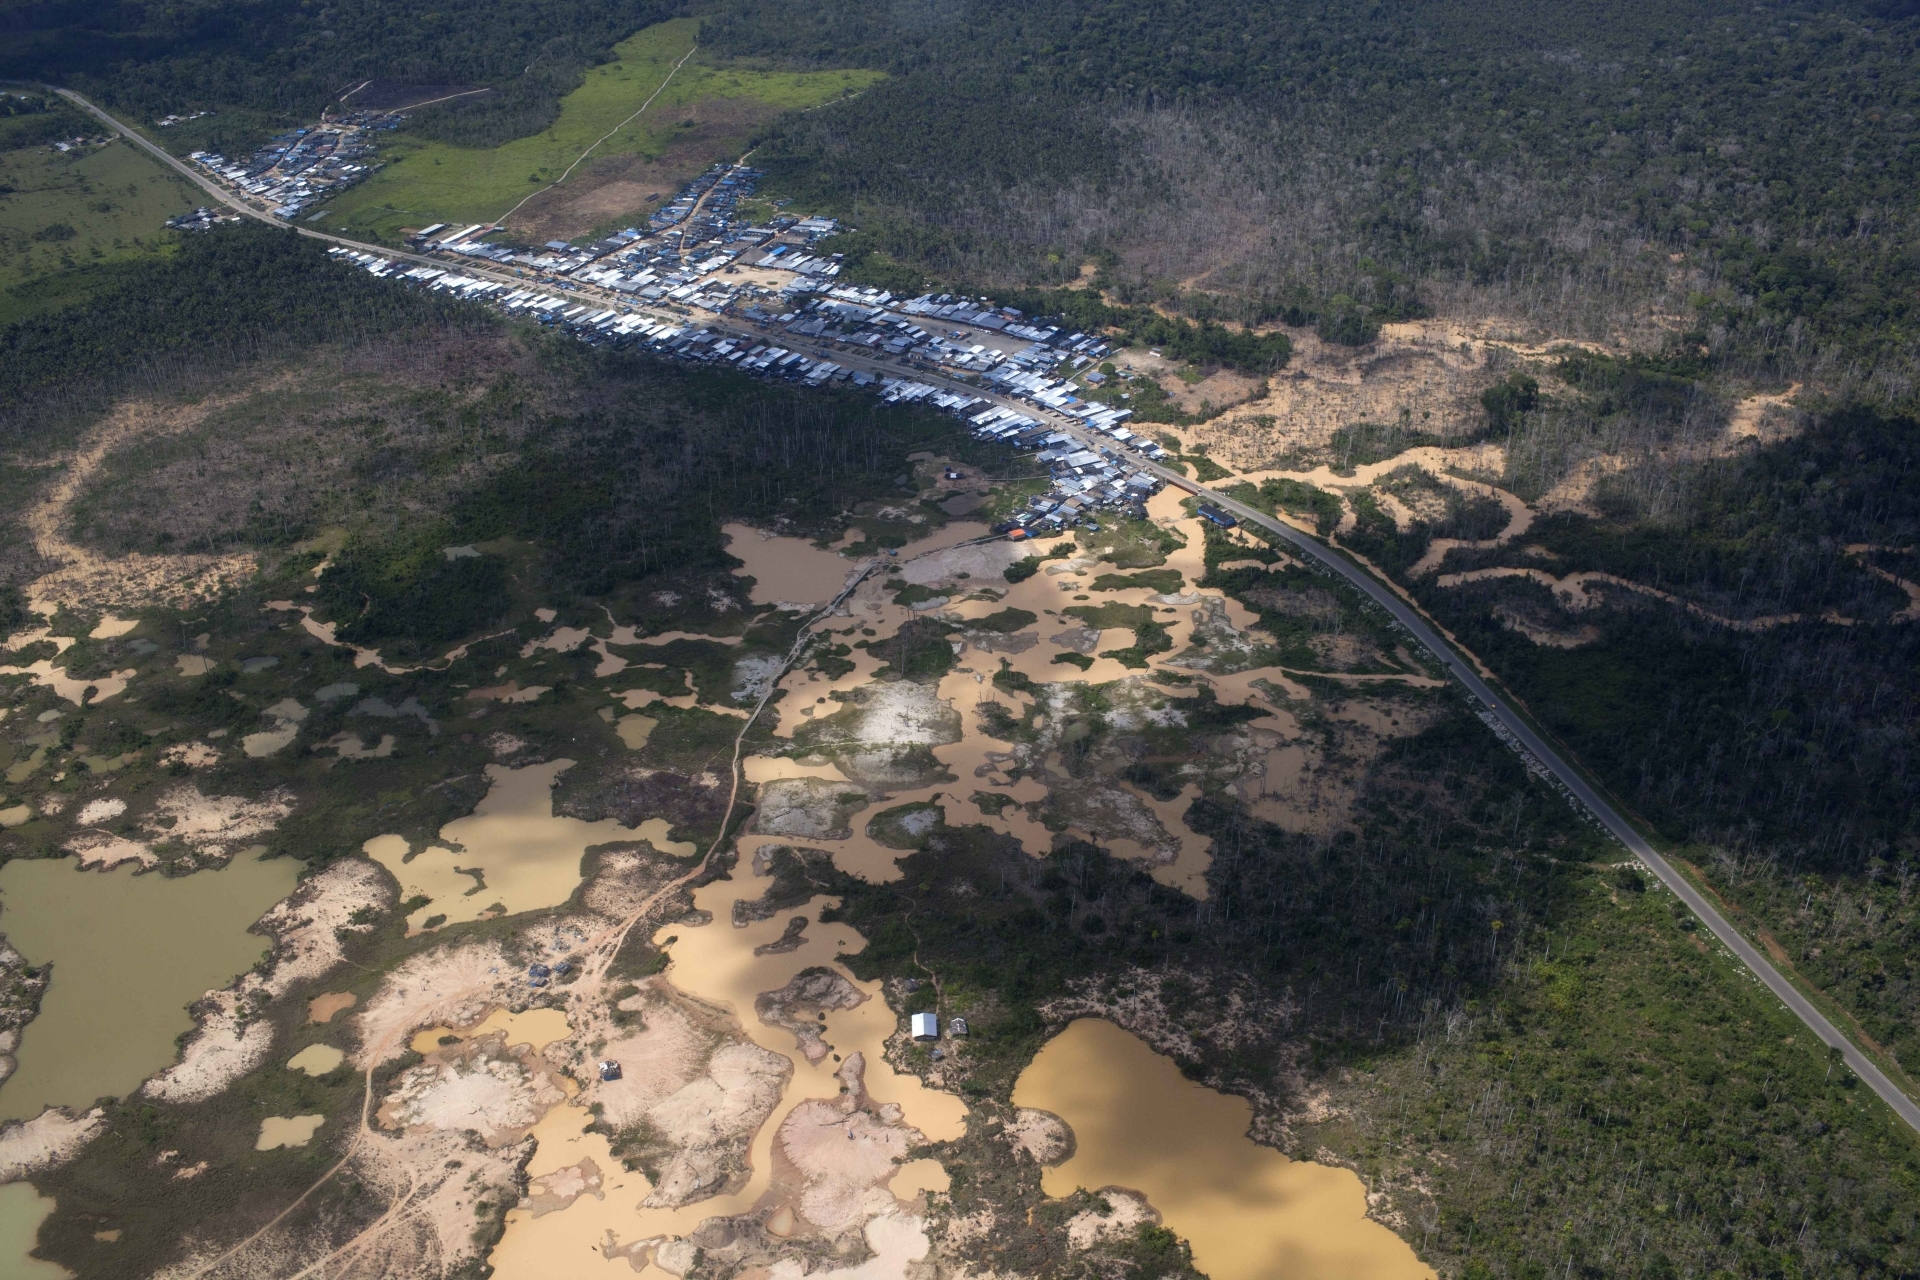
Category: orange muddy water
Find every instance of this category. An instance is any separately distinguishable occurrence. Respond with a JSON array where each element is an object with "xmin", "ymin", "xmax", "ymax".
[
  {"xmin": 365, "ymin": 761, "xmax": 691, "ymax": 933},
  {"xmin": 0, "ymin": 1182, "xmax": 67, "ymax": 1278},
  {"xmin": 1013, "ymin": 1018, "xmax": 1434, "ymax": 1280},
  {"xmin": 484, "ymin": 865, "xmax": 966, "ymax": 1278},
  {"xmin": 723, "ymin": 524, "xmax": 858, "ymax": 605}
]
